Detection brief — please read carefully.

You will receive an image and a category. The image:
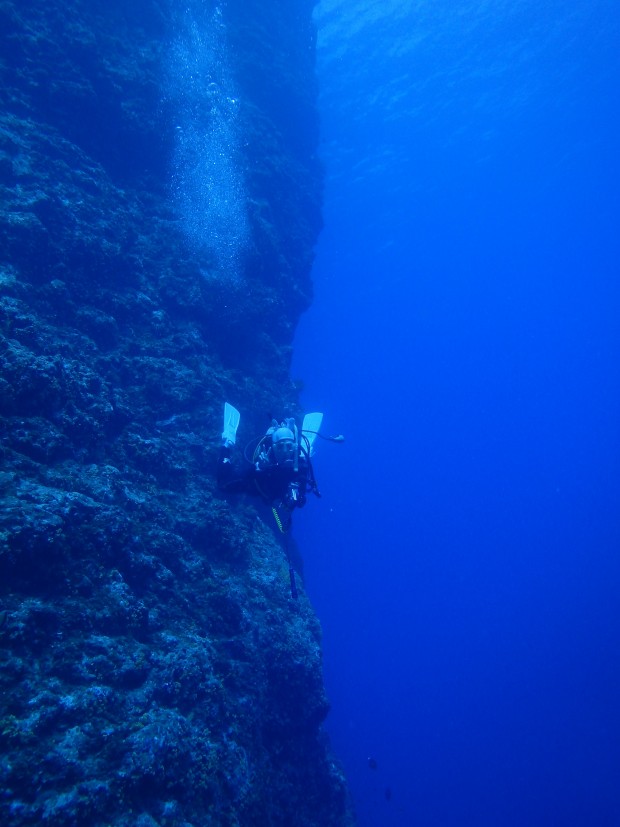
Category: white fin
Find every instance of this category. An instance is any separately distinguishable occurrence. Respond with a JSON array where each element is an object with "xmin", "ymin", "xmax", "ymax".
[
  {"xmin": 222, "ymin": 402, "xmax": 240, "ymax": 446},
  {"xmin": 302, "ymin": 412, "xmax": 323, "ymax": 456}
]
